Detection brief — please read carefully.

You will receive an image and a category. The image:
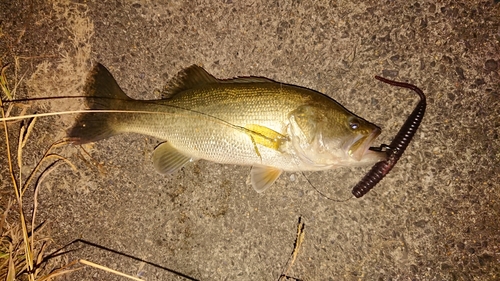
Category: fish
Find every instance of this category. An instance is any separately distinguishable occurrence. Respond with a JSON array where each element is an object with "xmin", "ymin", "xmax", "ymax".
[{"xmin": 68, "ymin": 63, "xmax": 386, "ymax": 192}]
